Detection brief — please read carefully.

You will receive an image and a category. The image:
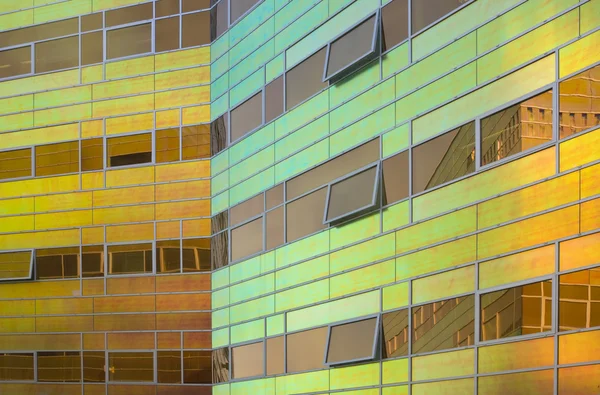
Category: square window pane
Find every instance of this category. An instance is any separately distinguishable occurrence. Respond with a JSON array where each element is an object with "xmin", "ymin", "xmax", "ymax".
[
  {"xmin": 156, "ymin": 128, "xmax": 180, "ymax": 163},
  {"xmin": 107, "ymin": 133, "xmax": 152, "ymax": 167},
  {"xmin": 182, "ymin": 238, "xmax": 211, "ymax": 272},
  {"xmin": 0, "ymin": 148, "xmax": 32, "ymax": 180},
  {"xmin": 326, "ymin": 317, "xmax": 378, "ymax": 364},
  {"xmin": 35, "ymin": 36, "xmax": 78, "ymax": 73},
  {"xmin": 210, "ymin": 115, "xmax": 228, "ymax": 155},
  {"xmin": 325, "ymin": 15, "xmax": 376, "ymax": 80},
  {"xmin": 286, "ymin": 47, "xmax": 327, "ymax": 110},
  {"xmin": 108, "ymin": 244, "xmax": 153, "ymax": 275},
  {"xmin": 0, "ymin": 46, "xmax": 31, "ymax": 79},
  {"xmin": 0, "ymin": 251, "xmax": 32, "ymax": 281},
  {"xmin": 231, "ymin": 342, "xmax": 264, "ymax": 379},
  {"xmin": 559, "ymin": 64, "xmax": 600, "ymax": 139},
  {"xmin": 325, "ymin": 165, "xmax": 378, "ymax": 223},
  {"xmin": 36, "ymin": 247, "xmax": 80, "ymax": 280},
  {"xmin": 107, "ymin": 23, "xmax": 152, "ymax": 60},
  {"xmin": 35, "ymin": 141, "xmax": 79, "ymax": 177},
  {"xmin": 230, "ymin": 92, "xmax": 263, "ymax": 142},
  {"xmin": 382, "ymin": 309, "xmax": 409, "ymax": 358},
  {"xmin": 0, "ymin": 353, "xmax": 34, "ymax": 381},
  {"xmin": 37, "ymin": 352, "xmax": 81, "ymax": 382},
  {"xmin": 182, "ymin": 12, "xmax": 211, "ymax": 47},
  {"xmin": 182, "ymin": 125, "xmax": 211, "ymax": 160},
  {"xmin": 108, "ymin": 352, "xmax": 154, "ymax": 382}
]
